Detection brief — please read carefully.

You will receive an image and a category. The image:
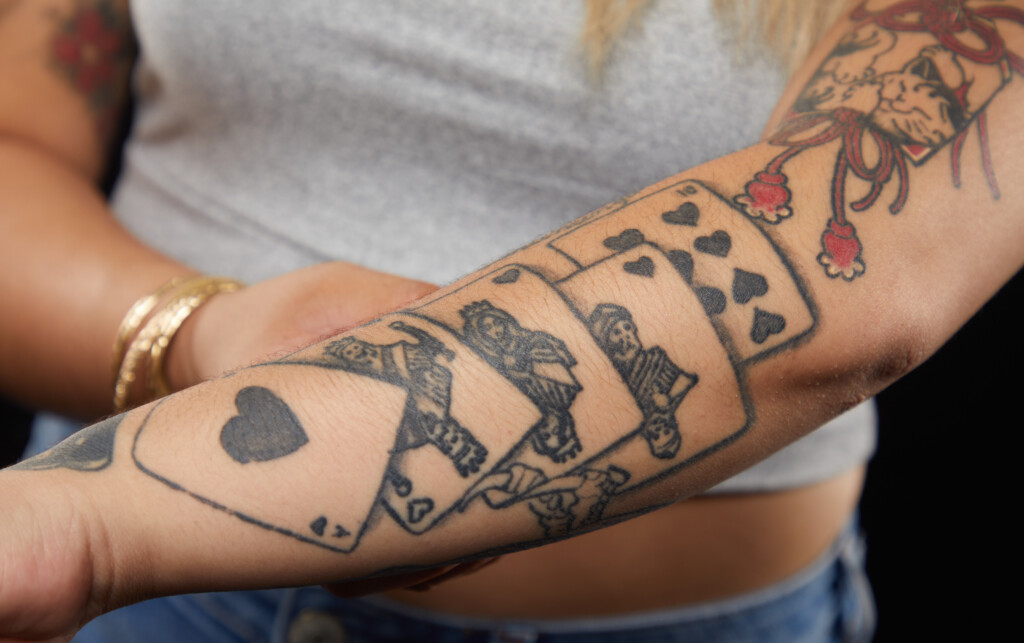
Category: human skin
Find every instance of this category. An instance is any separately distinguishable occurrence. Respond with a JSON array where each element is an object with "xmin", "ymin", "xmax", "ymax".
[{"xmin": 1, "ymin": 0, "xmax": 1023, "ymax": 640}]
